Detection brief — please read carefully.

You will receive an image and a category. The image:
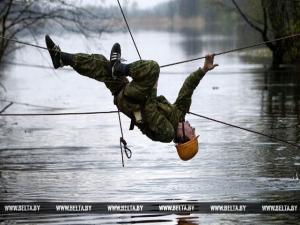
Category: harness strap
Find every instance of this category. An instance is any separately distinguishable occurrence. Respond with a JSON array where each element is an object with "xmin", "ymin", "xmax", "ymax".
[
  {"xmin": 129, "ymin": 119, "xmax": 135, "ymax": 130},
  {"xmin": 182, "ymin": 121, "xmax": 185, "ymax": 139}
]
